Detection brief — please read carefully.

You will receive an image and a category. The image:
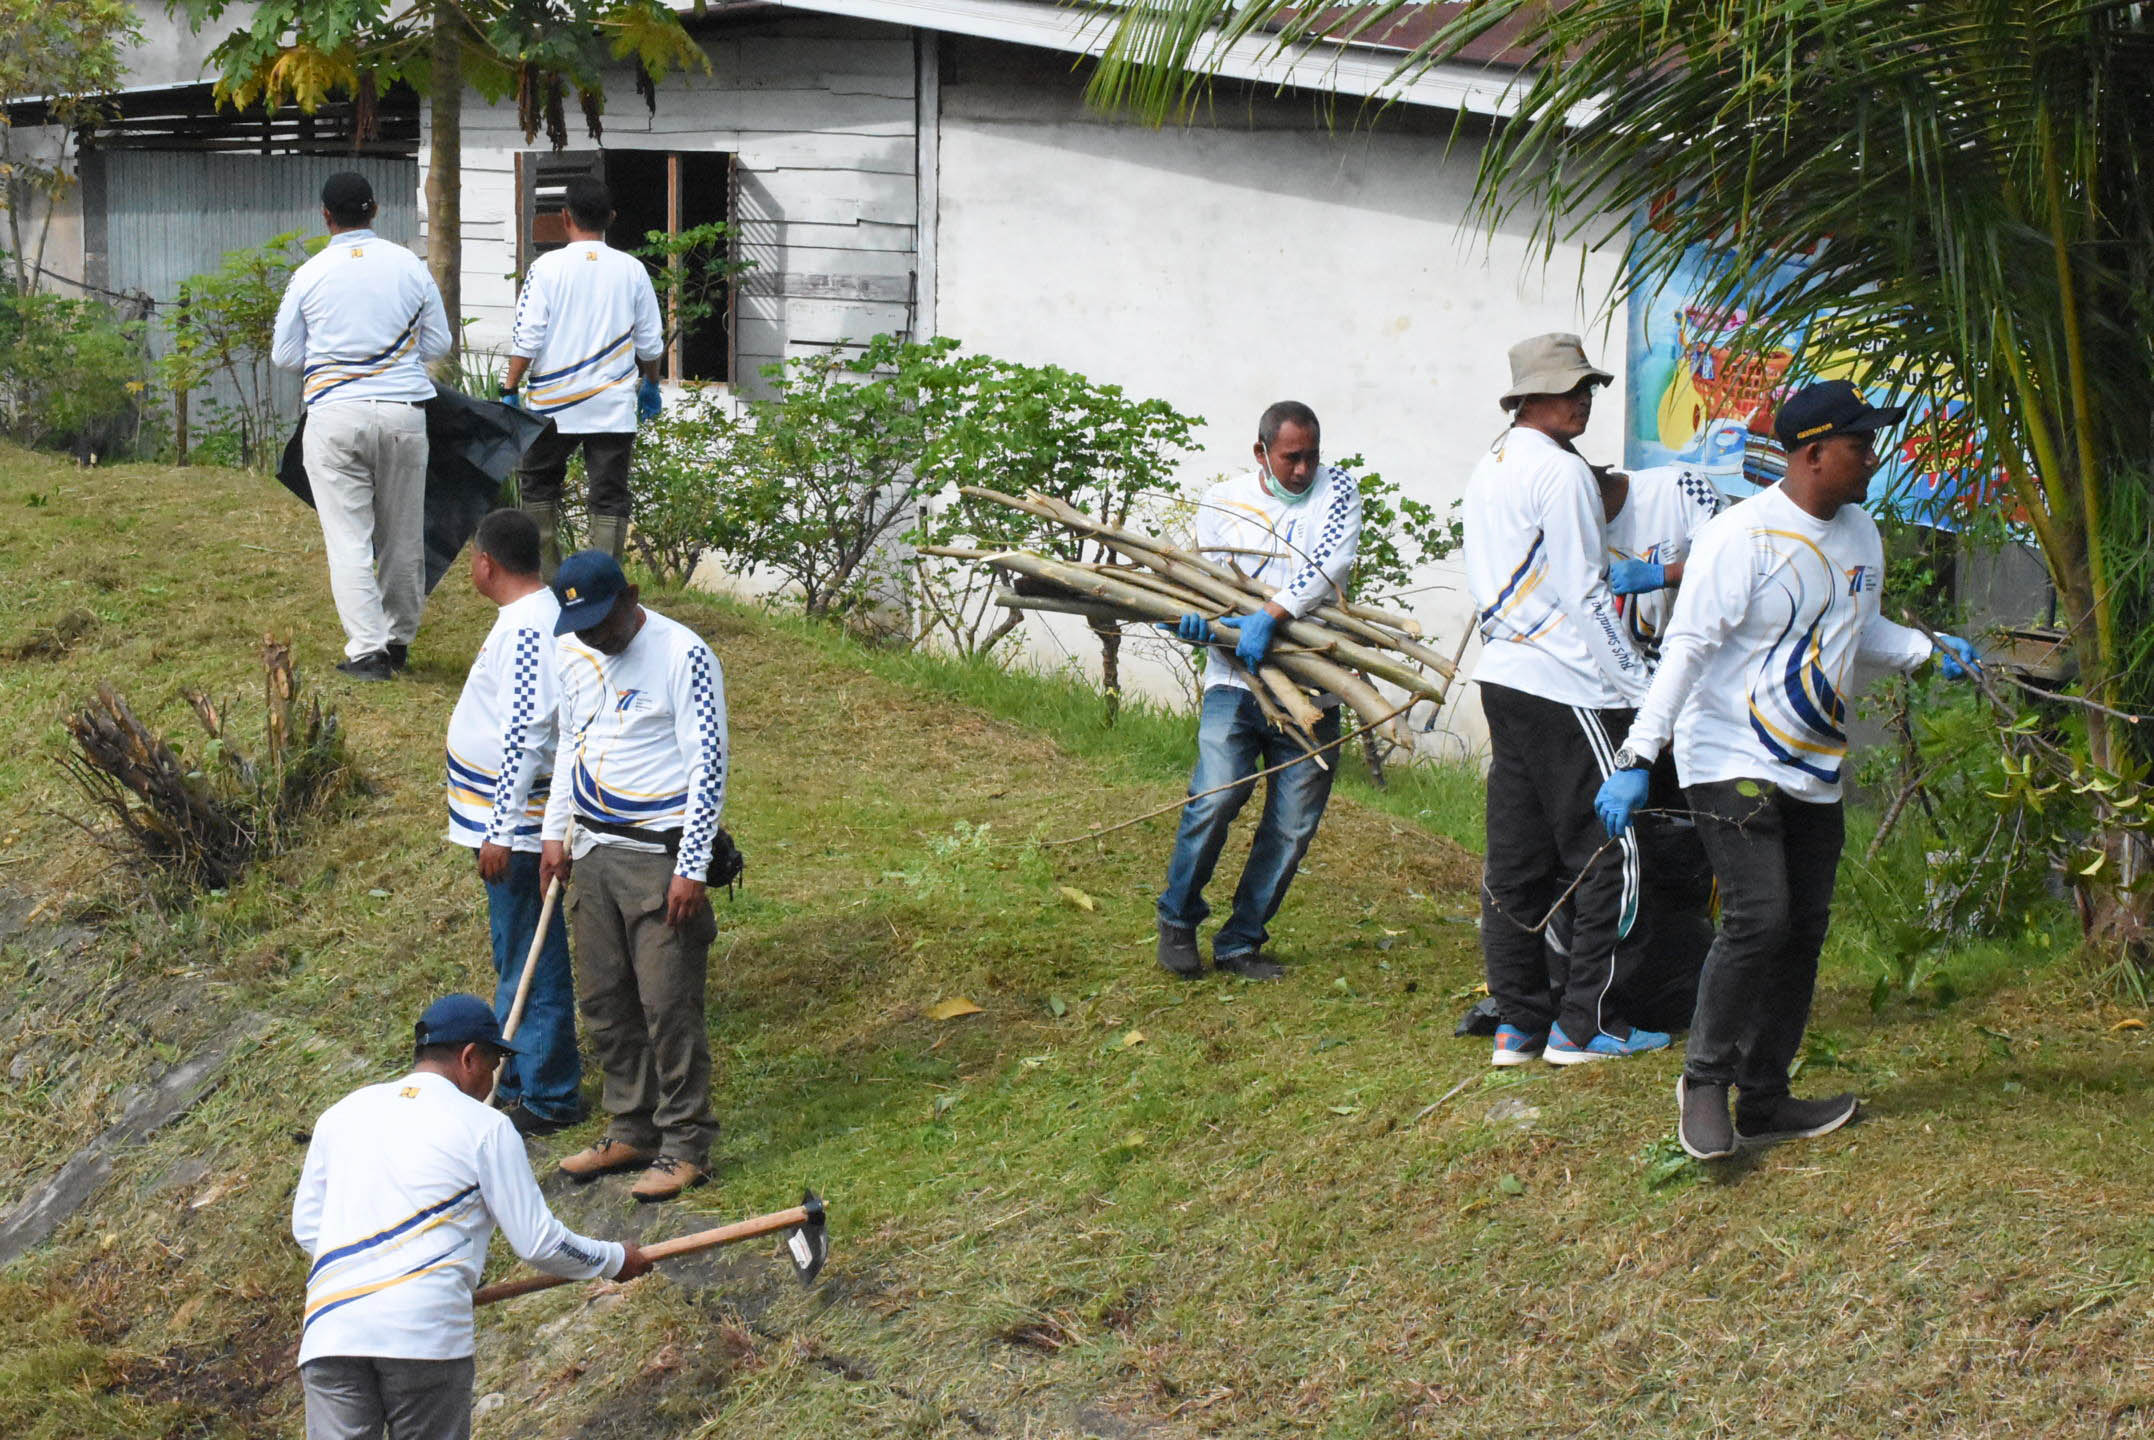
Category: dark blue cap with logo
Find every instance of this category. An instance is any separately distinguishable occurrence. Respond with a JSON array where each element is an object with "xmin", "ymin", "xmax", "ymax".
[
  {"xmin": 552, "ymin": 550, "xmax": 629, "ymax": 635},
  {"xmin": 1772, "ymin": 379, "xmax": 1909, "ymax": 449},
  {"xmin": 415, "ymin": 993, "xmax": 520, "ymax": 1053}
]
